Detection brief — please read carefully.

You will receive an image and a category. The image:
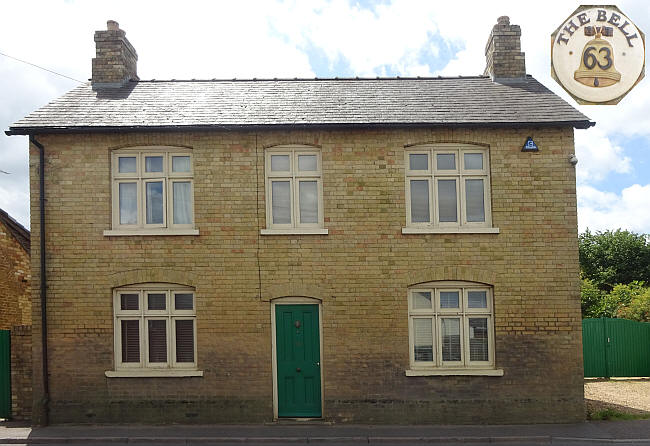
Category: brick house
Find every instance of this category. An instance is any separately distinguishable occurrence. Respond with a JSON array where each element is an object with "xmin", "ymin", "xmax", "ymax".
[
  {"xmin": 0, "ymin": 208, "xmax": 30, "ymax": 330},
  {"xmin": 7, "ymin": 17, "xmax": 592, "ymax": 424},
  {"xmin": 0, "ymin": 208, "xmax": 32, "ymax": 420}
]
